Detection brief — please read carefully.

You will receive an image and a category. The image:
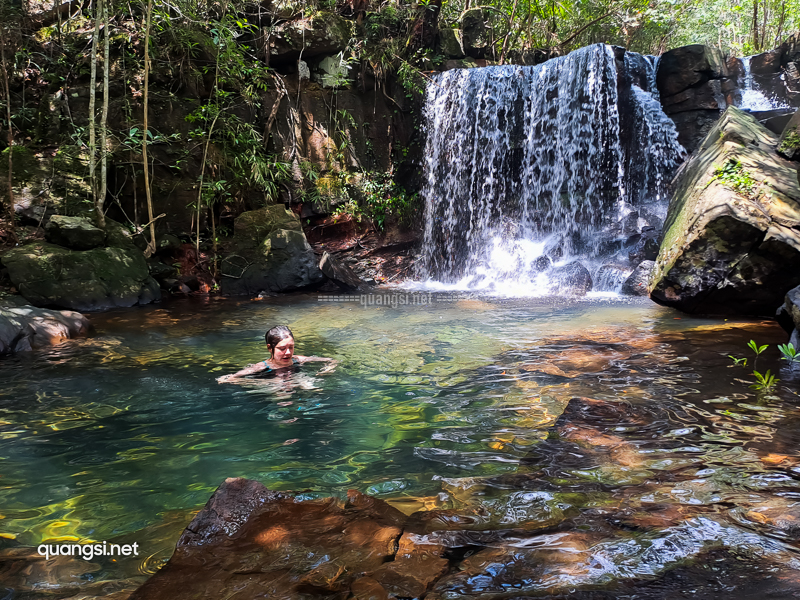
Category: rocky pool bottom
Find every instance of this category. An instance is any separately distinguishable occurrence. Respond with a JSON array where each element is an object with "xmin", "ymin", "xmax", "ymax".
[{"xmin": 1, "ymin": 294, "xmax": 800, "ymax": 598}]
